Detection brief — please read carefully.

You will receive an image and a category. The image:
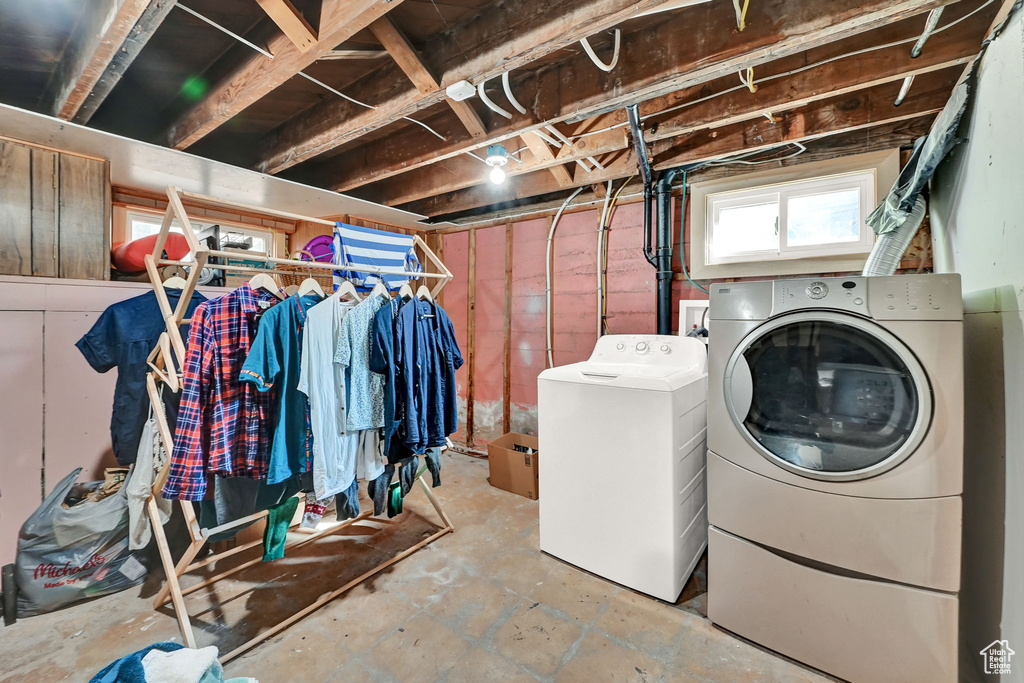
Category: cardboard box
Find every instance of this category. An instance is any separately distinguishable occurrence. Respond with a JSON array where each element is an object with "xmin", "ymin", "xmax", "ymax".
[{"xmin": 487, "ymin": 432, "xmax": 539, "ymax": 499}]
